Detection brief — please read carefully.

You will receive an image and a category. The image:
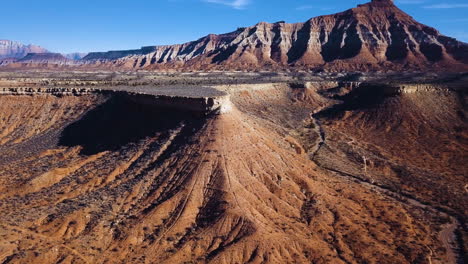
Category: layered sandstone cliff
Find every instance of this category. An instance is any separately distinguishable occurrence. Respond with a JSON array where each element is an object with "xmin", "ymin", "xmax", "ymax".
[
  {"xmin": 2, "ymin": 0, "xmax": 467, "ymax": 71},
  {"xmin": 79, "ymin": 0, "xmax": 467, "ymax": 71}
]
